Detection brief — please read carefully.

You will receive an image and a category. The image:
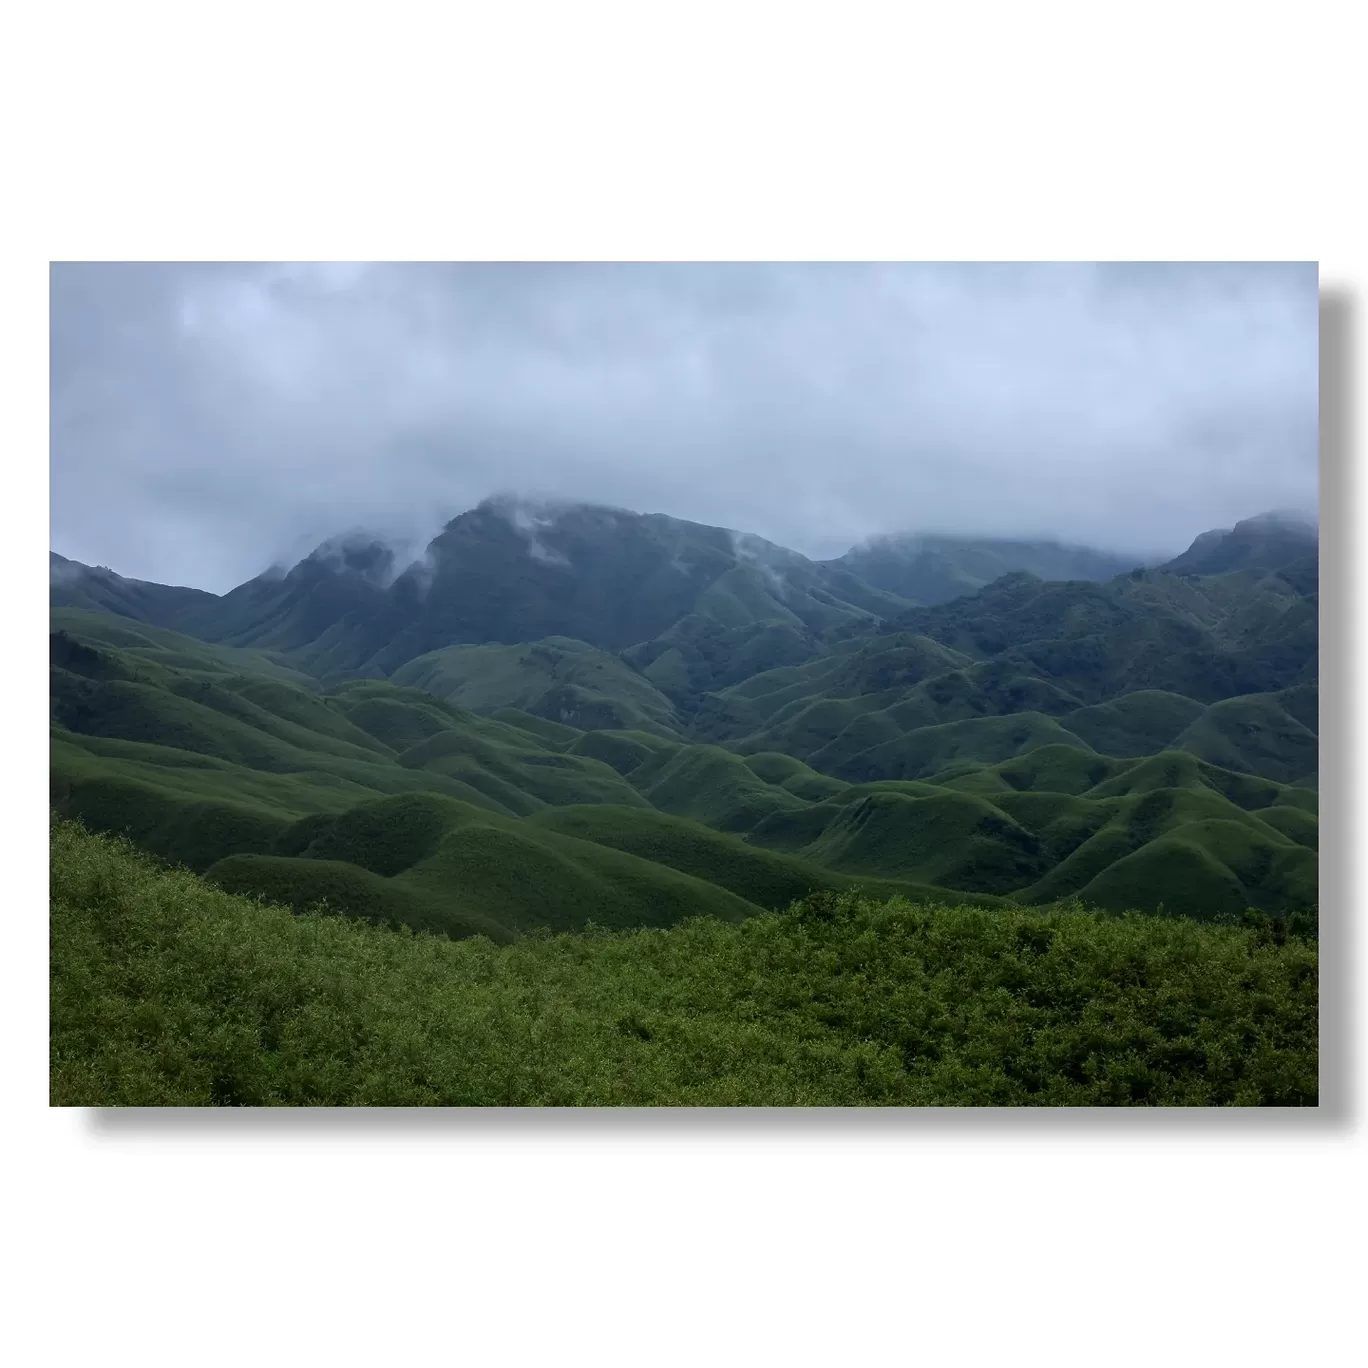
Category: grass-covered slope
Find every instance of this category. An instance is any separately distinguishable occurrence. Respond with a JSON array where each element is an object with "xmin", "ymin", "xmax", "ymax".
[
  {"xmin": 1173, "ymin": 687, "xmax": 1319, "ymax": 786},
  {"xmin": 50, "ymin": 554, "xmax": 220, "ymax": 632},
  {"xmin": 525, "ymin": 804, "xmax": 1000, "ymax": 909},
  {"xmin": 881, "ymin": 566, "xmax": 1316, "ymax": 706},
  {"xmin": 693, "ymin": 571, "xmax": 1319, "ymax": 789},
  {"xmin": 51, "ymin": 818, "xmax": 1318, "ymax": 1107},
  {"xmin": 50, "ymin": 606, "xmax": 1318, "ymax": 927},
  {"xmin": 205, "ymin": 792, "xmax": 762, "ymax": 942},
  {"xmin": 392, "ymin": 636, "xmax": 681, "ymax": 736},
  {"xmin": 52, "ymin": 610, "xmax": 317, "ymax": 688}
]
